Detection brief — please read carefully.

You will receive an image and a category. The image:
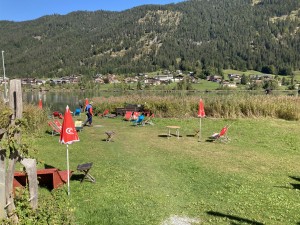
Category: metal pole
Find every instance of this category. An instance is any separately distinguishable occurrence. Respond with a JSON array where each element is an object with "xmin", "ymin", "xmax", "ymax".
[
  {"xmin": 67, "ymin": 144, "xmax": 70, "ymax": 196},
  {"xmin": 1, "ymin": 51, "xmax": 7, "ymax": 101},
  {"xmin": 199, "ymin": 118, "xmax": 201, "ymax": 142}
]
